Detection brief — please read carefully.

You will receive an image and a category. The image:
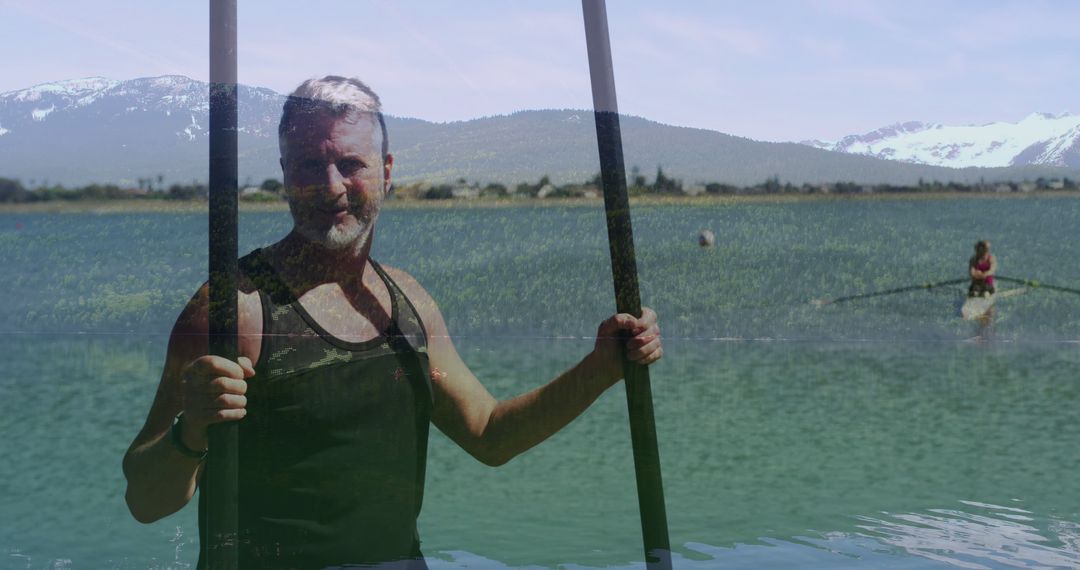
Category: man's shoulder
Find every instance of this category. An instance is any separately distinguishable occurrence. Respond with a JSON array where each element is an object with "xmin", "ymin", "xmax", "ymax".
[
  {"xmin": 376, "ymin": 262, "xmax": 443, "ymax": 321},
  {"xmin": 168, "ymin": 280, "xmax": 262, "ymax": 342},
  {"xmin": 378, "ymin": 263, "xmax": 429, "ymax": 301}
]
